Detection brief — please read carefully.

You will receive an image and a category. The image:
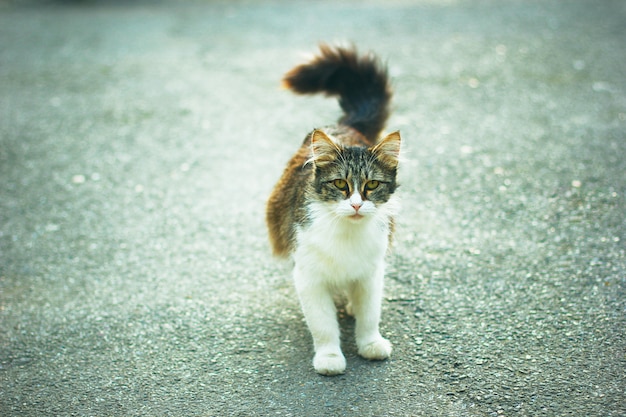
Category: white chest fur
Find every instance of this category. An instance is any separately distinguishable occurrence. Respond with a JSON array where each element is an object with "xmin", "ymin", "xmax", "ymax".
[{"xmin": 294, "ymin": 206, "xmax": 390, "ymax": 285}]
